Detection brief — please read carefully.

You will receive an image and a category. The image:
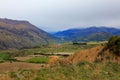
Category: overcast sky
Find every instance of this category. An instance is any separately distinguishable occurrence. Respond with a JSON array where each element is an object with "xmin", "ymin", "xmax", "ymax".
[{"xmin": 0, "ymin": 0, "xmax": 120, "ymax": 32}]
